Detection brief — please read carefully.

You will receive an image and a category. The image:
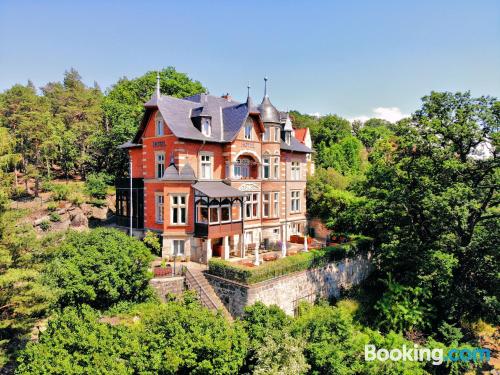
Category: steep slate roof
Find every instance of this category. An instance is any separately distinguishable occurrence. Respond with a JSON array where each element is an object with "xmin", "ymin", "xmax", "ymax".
[
  {"xmin": 281, "ymin": 137, "xmax": 312, "ymax": 153},
  {"xmin": 131, "ymin": 92, "xmax": 311, "ymax": 153},
  {"xmin": 162, "ymin": 162, "xmax": 196, "ymax": 181},
  {"xmin": 192, "ymin": 181, "xmax": 247, "ymax": 198}
]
